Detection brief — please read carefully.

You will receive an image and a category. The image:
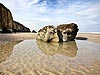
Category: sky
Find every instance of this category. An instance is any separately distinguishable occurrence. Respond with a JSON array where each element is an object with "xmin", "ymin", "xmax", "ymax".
[{"xmin": 0, "ymin": 0, "xmax": 100, "ymax": 32}]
